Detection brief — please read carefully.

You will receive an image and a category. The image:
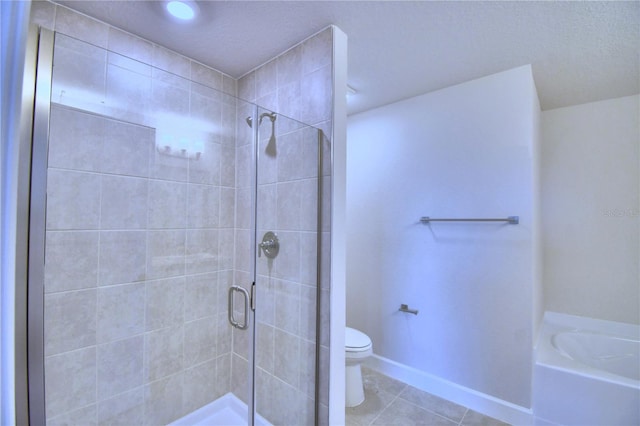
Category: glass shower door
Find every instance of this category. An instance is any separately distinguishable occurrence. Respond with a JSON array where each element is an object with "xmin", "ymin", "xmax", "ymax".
[
  {"xmin": 36, "ymin": 29, "xmax": 245, "ymax": 425},
  {"xmin": 230, "ymin": 106, "xmax": 323, "ymax": 425}
]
